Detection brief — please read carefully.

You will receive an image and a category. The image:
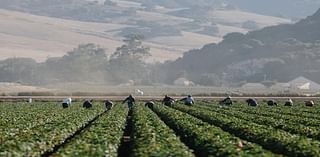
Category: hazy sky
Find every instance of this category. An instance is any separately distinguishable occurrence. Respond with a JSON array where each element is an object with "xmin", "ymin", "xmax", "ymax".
[
  {"xmin": 126, "ymin": 0, "xmax": 320, "ymax": 18},
  {"xmin": 225, "ymin": 0, "xmax": 320, "ymax": 18}
]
